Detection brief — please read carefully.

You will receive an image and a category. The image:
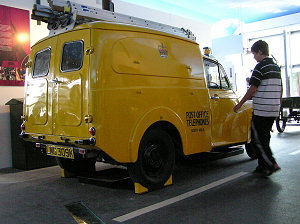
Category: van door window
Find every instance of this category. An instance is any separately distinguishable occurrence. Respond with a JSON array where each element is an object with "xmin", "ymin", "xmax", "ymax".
[
  {"xmin": 61, "ymin": 41, "xmax": 83, "ymax": 72},
  {"xmin": 204, "ymin": 60, "xmax": 220, "ymax": 89},
  {"xmin": 33, "ymin": 48, "xmax": 51, "ymax": 77},
  {"xmin": 219, "ymin": 65, "xmax": 231, "ymax": 90}
]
